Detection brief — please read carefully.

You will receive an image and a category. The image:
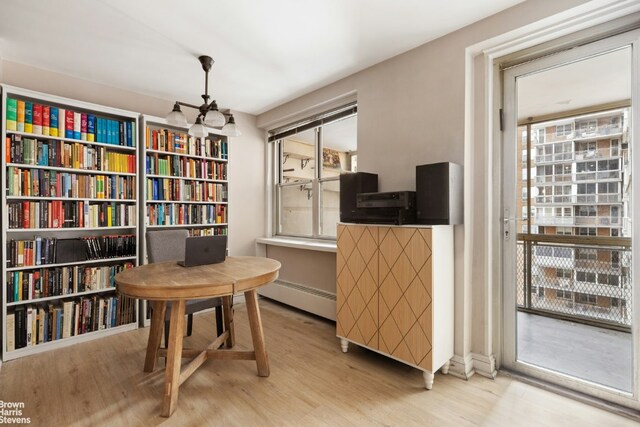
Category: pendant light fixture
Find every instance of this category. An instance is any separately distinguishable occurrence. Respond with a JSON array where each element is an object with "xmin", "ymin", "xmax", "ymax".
[{"xmin": 166, "ymin": 55, "xmax": 241, "ymax": 137}]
